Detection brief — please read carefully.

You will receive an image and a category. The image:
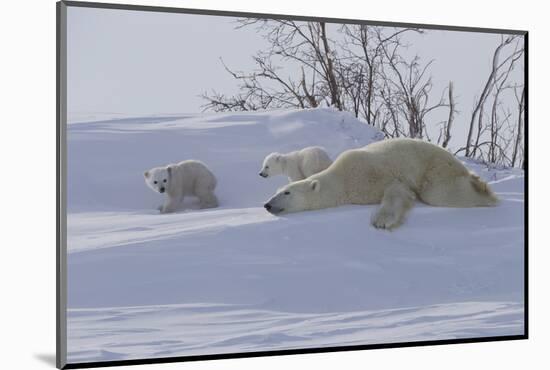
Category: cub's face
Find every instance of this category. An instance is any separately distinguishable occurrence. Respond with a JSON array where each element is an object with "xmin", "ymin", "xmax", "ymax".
[
  {"xmin": 144, "ymin": 167, "xmax": 170, "ymax": 194},
  {"xmin": 264, "ymin": 179, "xmax": 320, "ymax": 214},
  {"xmin": 259, "ymin": 153, "xmax": 284, "ymax": 178}
]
